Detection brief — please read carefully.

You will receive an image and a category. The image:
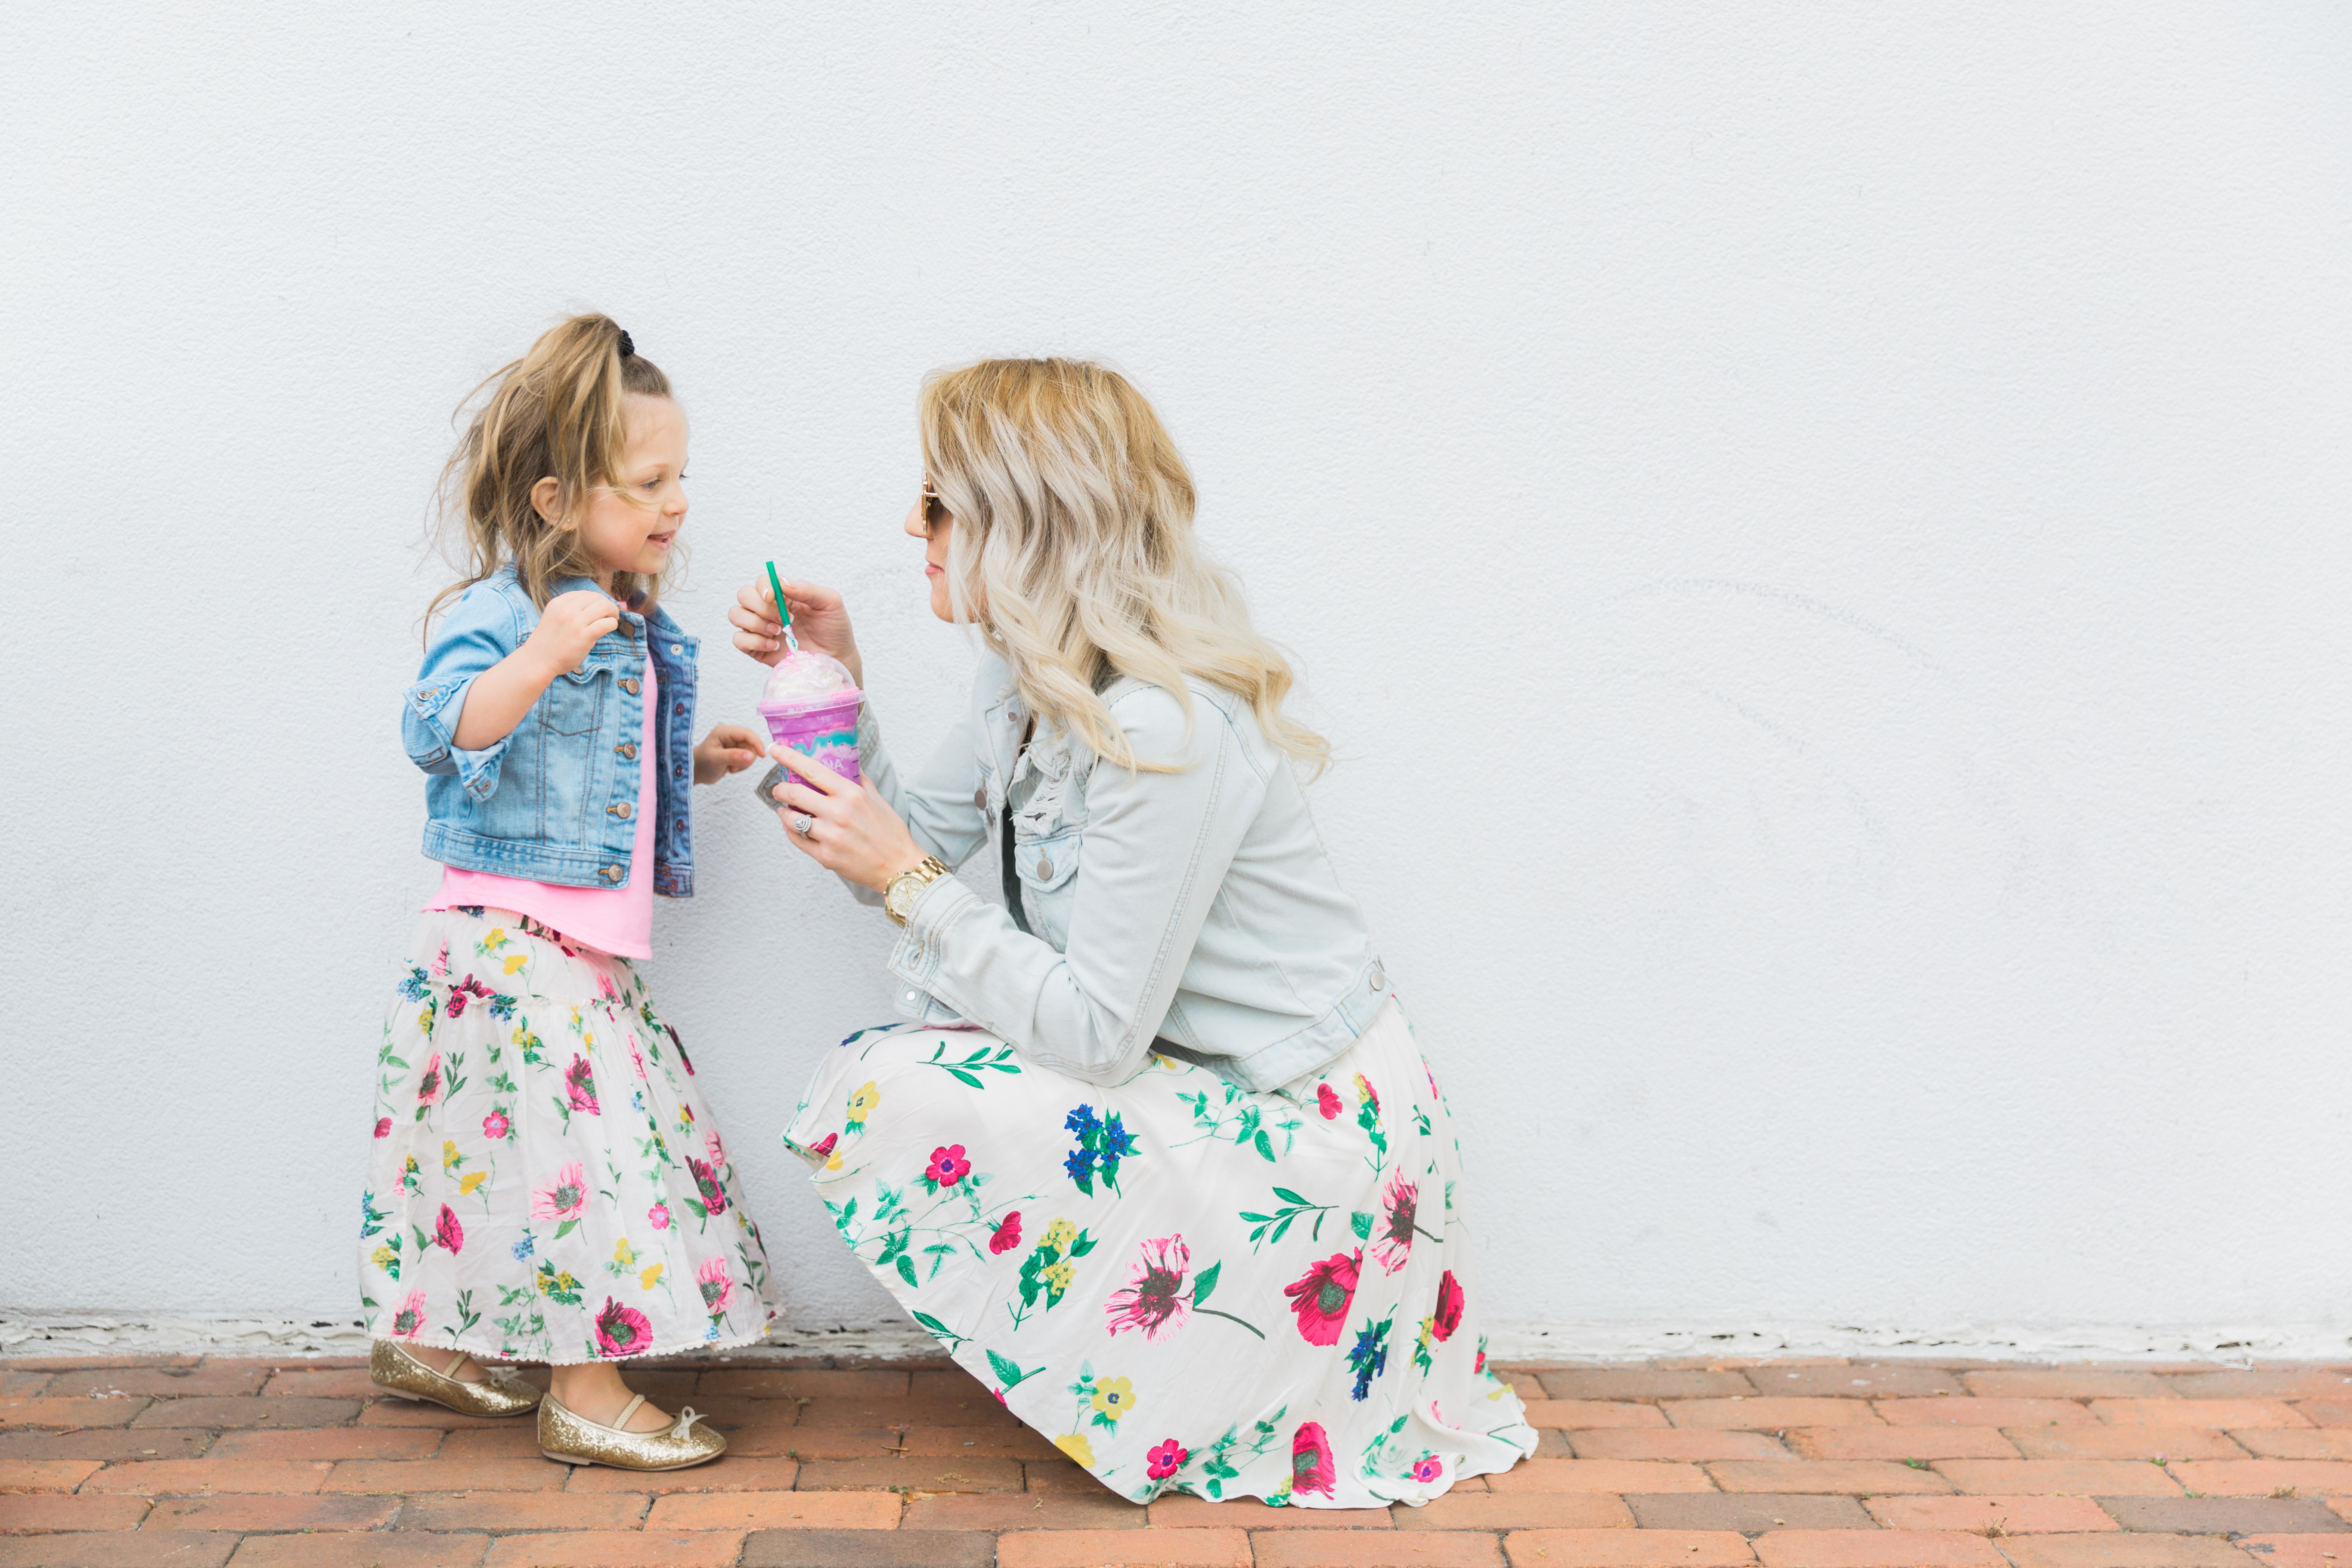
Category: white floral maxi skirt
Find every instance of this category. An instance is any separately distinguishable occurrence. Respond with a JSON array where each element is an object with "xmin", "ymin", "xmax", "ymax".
[
  {"xmin": 360, "ymin": 906, "xmax": 776, "ymax": 1363},
  {"xmin": 781, "ymin": 1001, "xmax": 1535, "ymax": 1507}
]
